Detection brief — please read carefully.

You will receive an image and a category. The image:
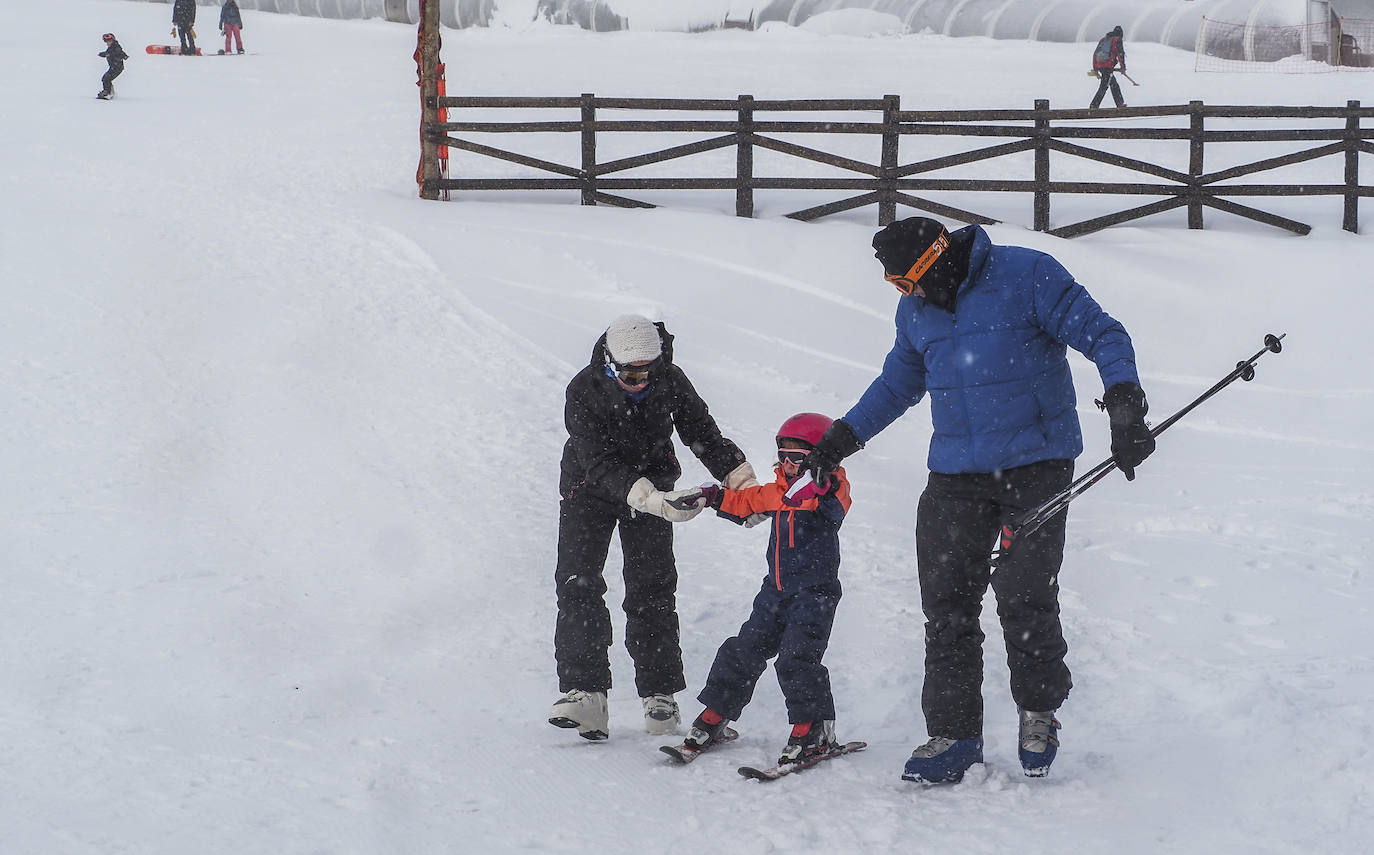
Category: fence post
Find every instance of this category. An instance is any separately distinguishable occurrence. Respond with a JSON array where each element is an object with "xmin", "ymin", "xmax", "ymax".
[
  {"xmin": 1345, "ymin": 99, "xmax": 1361, "ymax": 233},
  {"xmin": 581, "ymin": 93, "xmax": 597, "ymax": 207},
  {"xmin": 737, "ymin": 95, "xmax": 754, "ymax": 218},
  {"xmin": 416, "ymin": 0, "xmax": 441, "ymax": 201},
  {"xmin": 1188, "ymin": 100, "xmax": 1205, "ymax": 229},
  {"xmin": 880, "ymin": 94, "xmax": 900, "ymax": 225},
  {"xmin": 1033, "ymin": 99, "xmax": 1050, "ymax": 232}
]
